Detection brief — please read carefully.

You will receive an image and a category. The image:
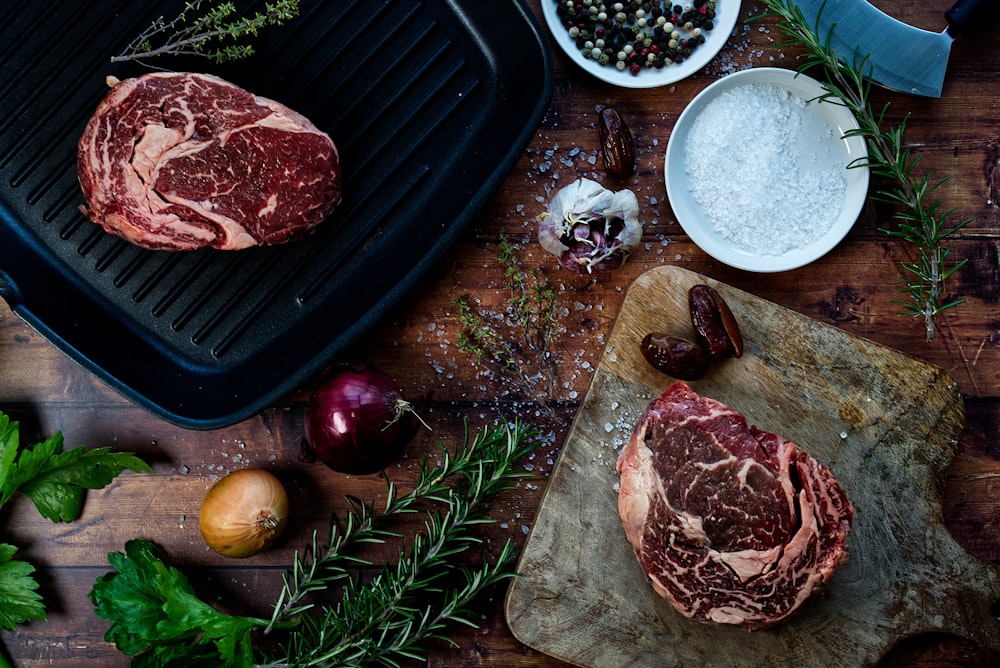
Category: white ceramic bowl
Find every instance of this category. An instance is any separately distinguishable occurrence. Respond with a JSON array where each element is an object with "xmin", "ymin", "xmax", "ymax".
[
  {"xmin": 664, "ymin": 67, "xmax": 870, "ymax": 272},
  {"xmin": 541, "ymin": 1, "xmax": 742, "ymax": 89}
]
